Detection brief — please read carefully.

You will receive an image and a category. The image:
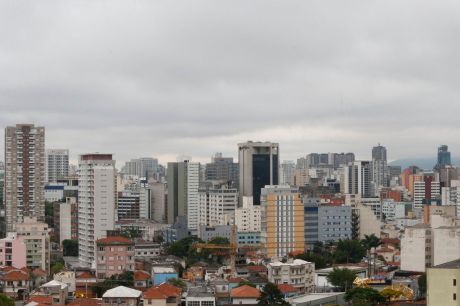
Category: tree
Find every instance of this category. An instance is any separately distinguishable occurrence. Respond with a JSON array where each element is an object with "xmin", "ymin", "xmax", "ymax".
[
  {"xmin": 418, "ymin": 273, "xmax": 427, "ymax": 297},
  {"xmin": 0, "ymin": 294, "xmax": 14, "ymax": 306},
  {"xmin": 380, "ymin": 288, "xmax": 403, "ymax": 302},
  {"xmin": 326, "ymin": 268, "xmax": 357, "ymax": 291},
  {"xmin": 237, "ymin": 280, "xmax": 256, "ymax": 288},
  {"xmin": 335, "ymin": 239, "xmax": 366, "ymax": 264},
  {"xmin": 208, "ymin": 236, "xmax": 230, "ymax": 245},
  {"xmin": 345, "ymin": 287, "xmax": 385, "ymax": 305},
  {"xmin": 121, "ymin": 227, "xmax": 142, "ymax": 239},
  {"xmin": 62, "ymin": 239, "xmax": 79, "ymax": 256},
  {"xmin": 361, "ymin": 234, "xmax": 382, "ymax": 276},
  {"xmin": 258, "ymin": 282, "xmax": 291, "ymax": 306},
  {"xmin": 167, "ymin": 278, "xmax": 187, "ymax": 289},
  {"xmin": 45, "ymin": 201, "xmax": 54, "ymax": 228},
  {"xmin": 51, "ymin": 262, "xmax": 65, "ymax": 275}
]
